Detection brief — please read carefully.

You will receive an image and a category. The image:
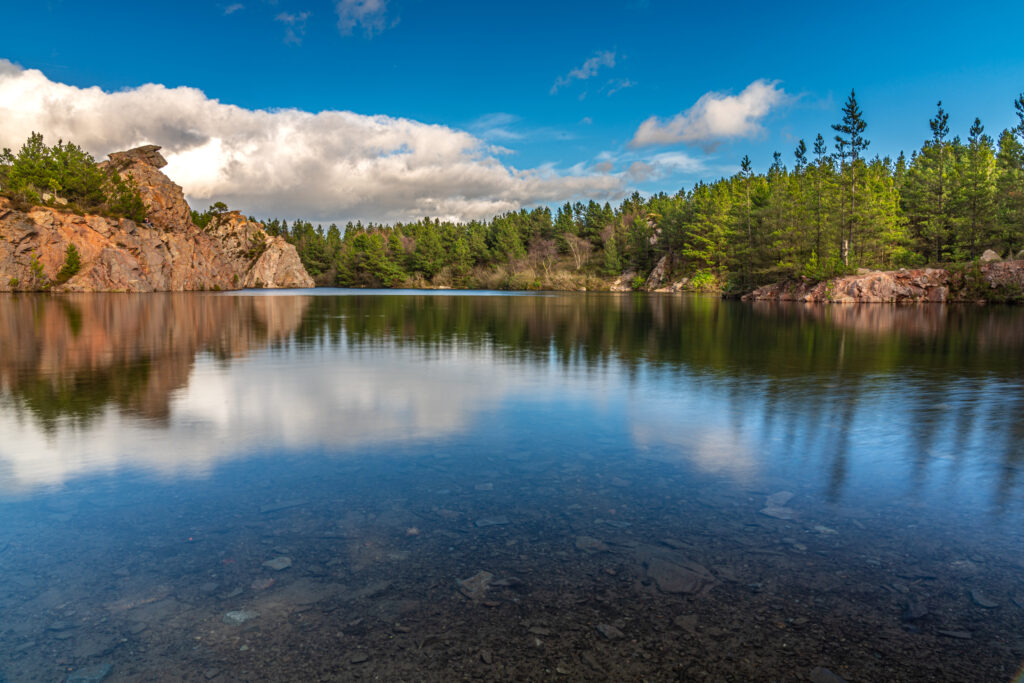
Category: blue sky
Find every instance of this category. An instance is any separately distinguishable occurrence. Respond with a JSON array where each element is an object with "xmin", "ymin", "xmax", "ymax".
[{"xmin": 2, "ymin": 0, "xmax": 1023, "ymax": 223}]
